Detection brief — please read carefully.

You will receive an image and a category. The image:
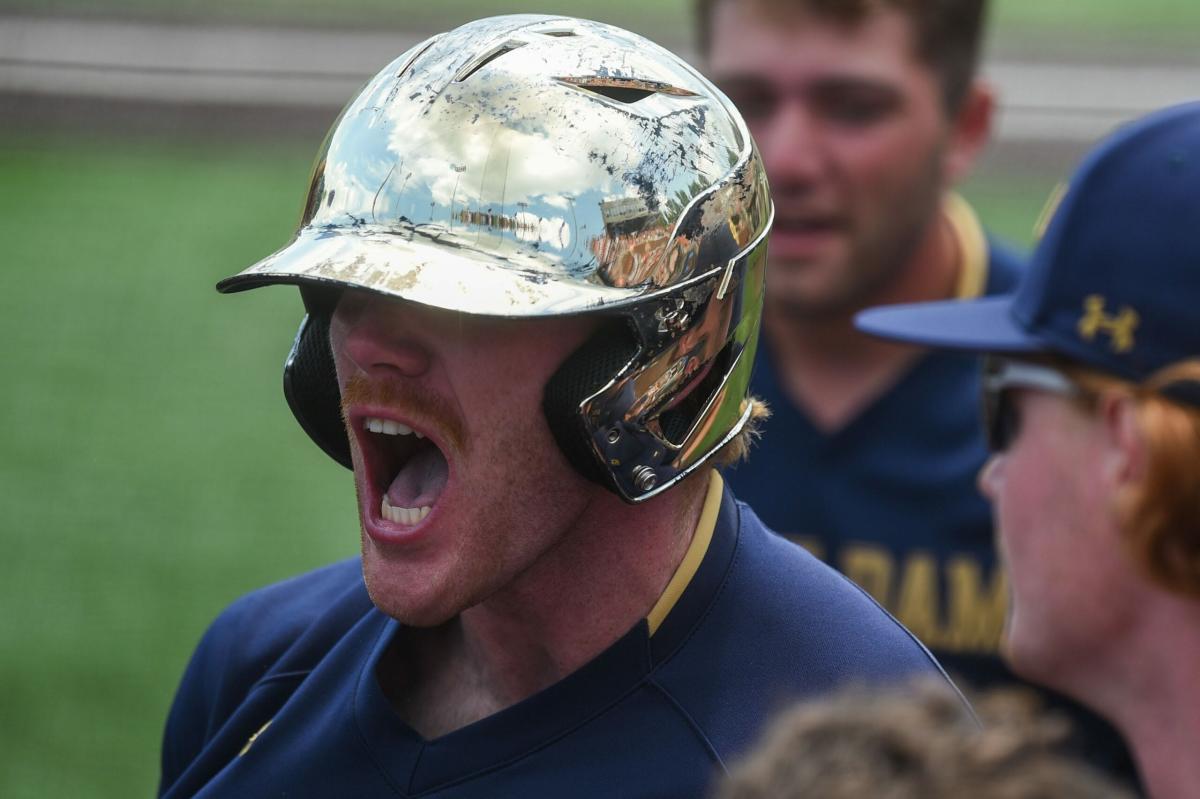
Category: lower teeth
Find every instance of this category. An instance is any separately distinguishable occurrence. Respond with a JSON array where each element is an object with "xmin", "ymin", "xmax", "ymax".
[{"xmin": 381, "ymin": 498, "xmax": 431, "ymax": 526}]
